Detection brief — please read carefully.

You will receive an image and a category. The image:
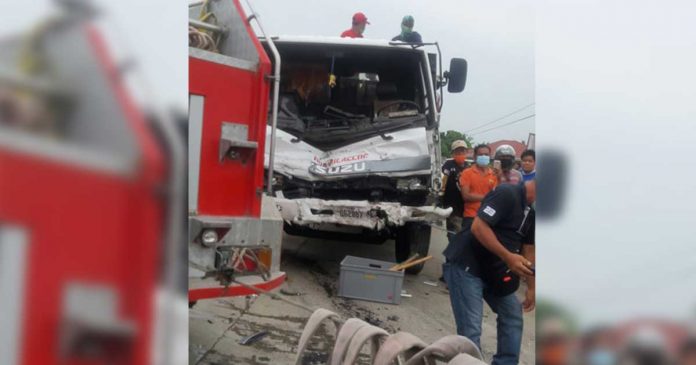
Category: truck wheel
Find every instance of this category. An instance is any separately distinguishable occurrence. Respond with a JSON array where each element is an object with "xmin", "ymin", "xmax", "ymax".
[{"xmin": 395, "ymin": 223, "xmax": 432, "ymax": 275}]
